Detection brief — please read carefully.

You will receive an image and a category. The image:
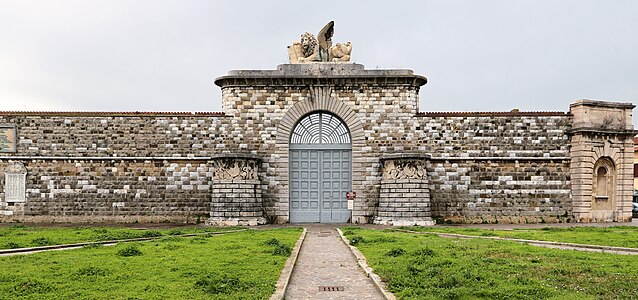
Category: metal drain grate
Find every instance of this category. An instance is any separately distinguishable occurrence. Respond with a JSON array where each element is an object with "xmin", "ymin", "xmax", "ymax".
[{"xmin": 319, "ymin": 286, "xmax": 345, "ymax": 292}]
